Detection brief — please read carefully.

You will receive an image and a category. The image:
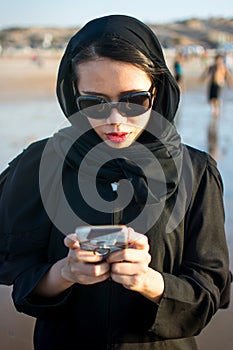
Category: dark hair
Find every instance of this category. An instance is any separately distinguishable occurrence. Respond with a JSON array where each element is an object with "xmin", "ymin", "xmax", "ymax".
[
  {"xmin": 71, "ymin": 35, "xmax": 166, "ymax": 88},
  {"xmin": 215, "ymin": 54, "xmax": 224, "ymax": 60}
]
